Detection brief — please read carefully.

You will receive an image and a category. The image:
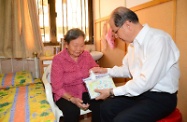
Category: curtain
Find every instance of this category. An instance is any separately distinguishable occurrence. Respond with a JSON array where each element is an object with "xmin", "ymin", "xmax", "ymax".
[
  {"xmin": 61, "ymin": 0, "xmax": 89, "ymax": 40},
  {"xmin": 0, "ymin": 0, "xmax": 44, "ymax": 58}
]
